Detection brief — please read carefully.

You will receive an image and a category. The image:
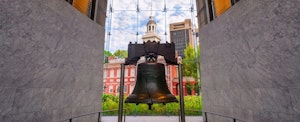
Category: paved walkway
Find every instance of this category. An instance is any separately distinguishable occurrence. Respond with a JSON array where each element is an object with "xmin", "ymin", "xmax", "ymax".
[{"xmin": 102, "ymin": 116, "xmax": 203, "ymax": 122}]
